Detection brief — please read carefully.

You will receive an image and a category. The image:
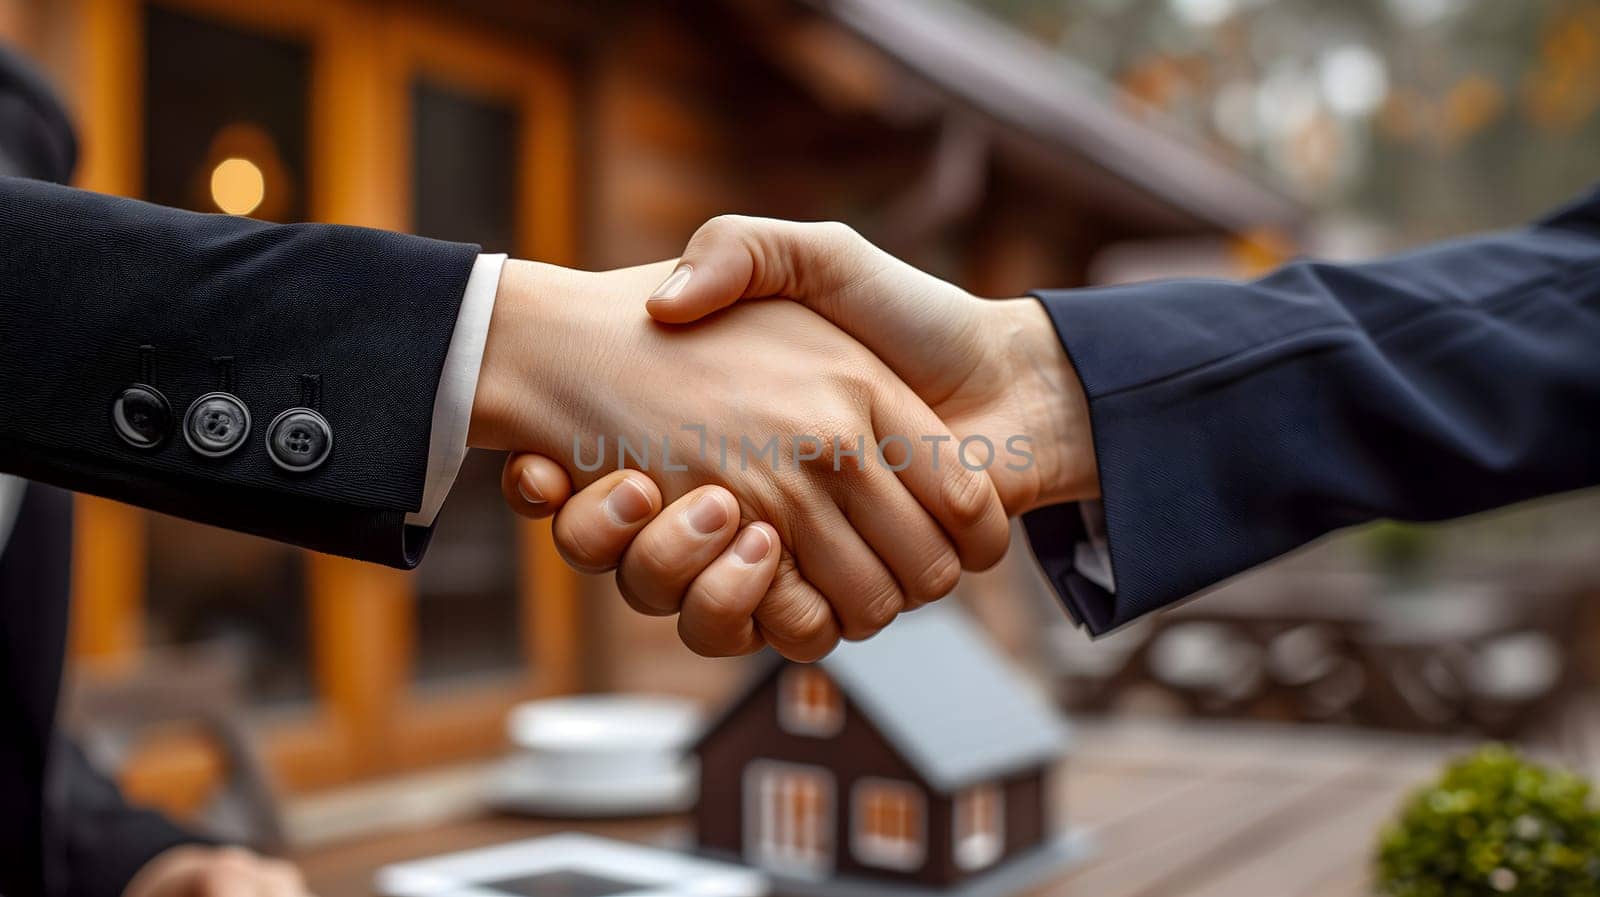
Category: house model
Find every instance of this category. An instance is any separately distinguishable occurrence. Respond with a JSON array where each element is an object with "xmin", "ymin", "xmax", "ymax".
[{"xmin": 691, "ymin": 604, "xmax": 1081, "ymax": 897}]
